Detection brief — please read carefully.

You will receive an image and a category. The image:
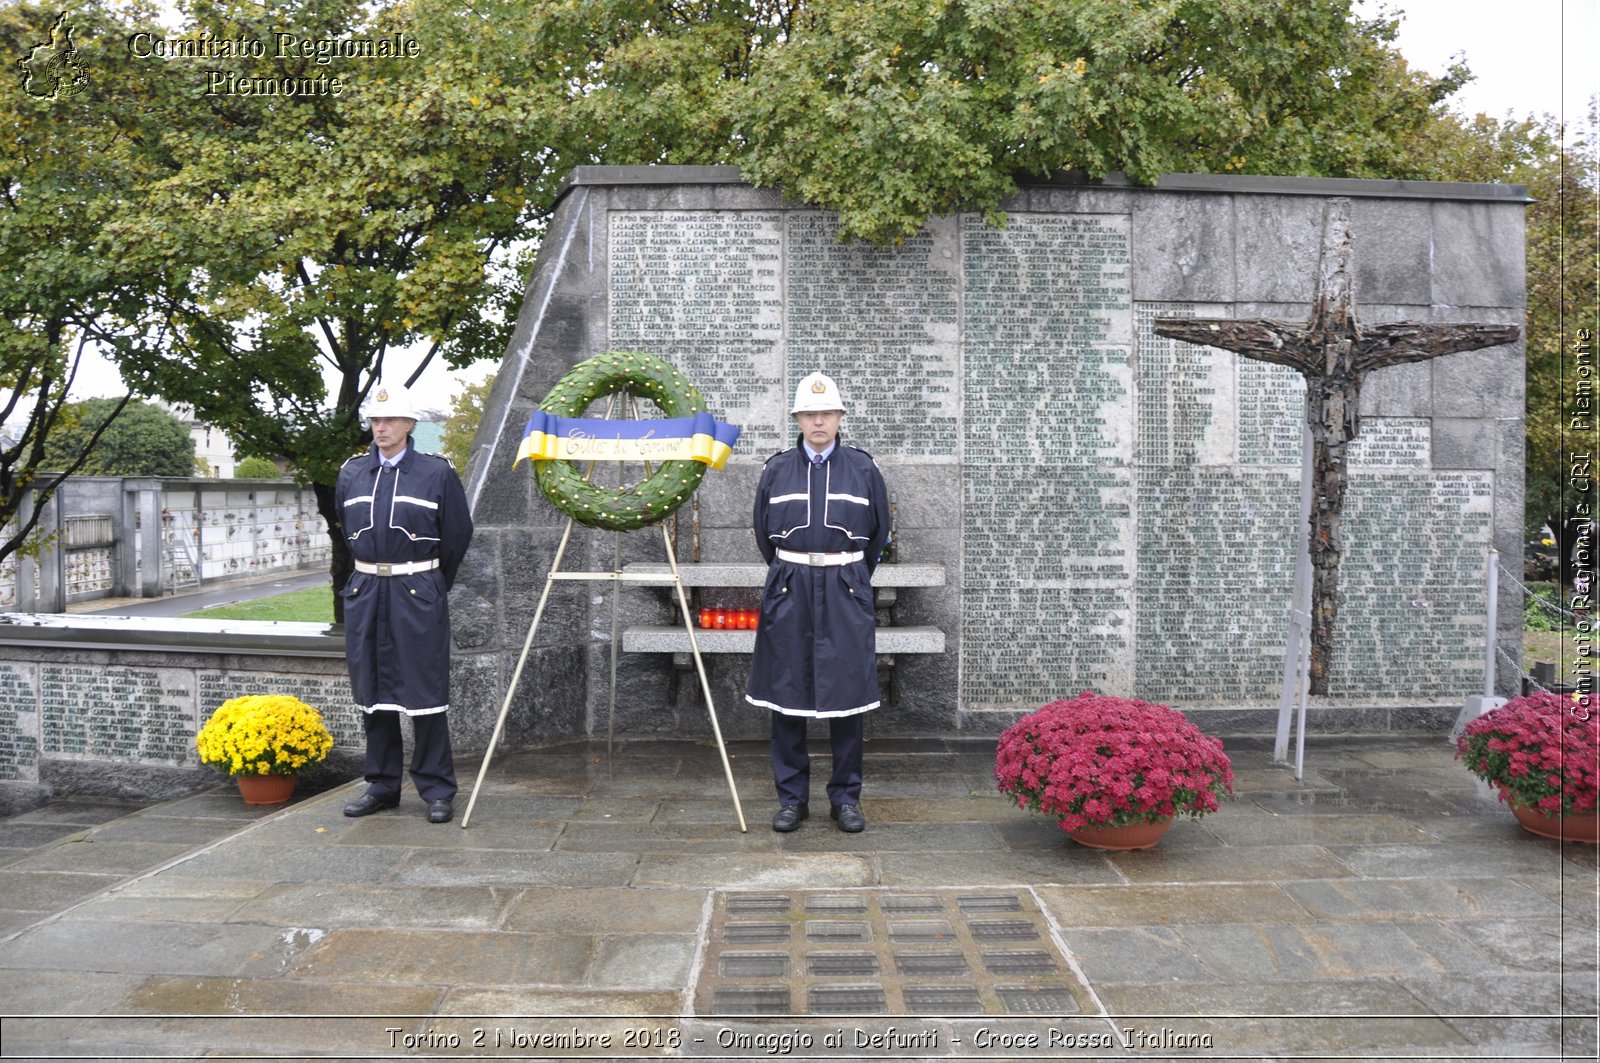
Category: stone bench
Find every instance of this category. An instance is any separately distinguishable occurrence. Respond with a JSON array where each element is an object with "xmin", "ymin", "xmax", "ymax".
[{"xmin": 618, "ymin": 562, "xmax": 946, "ymax": 658}]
